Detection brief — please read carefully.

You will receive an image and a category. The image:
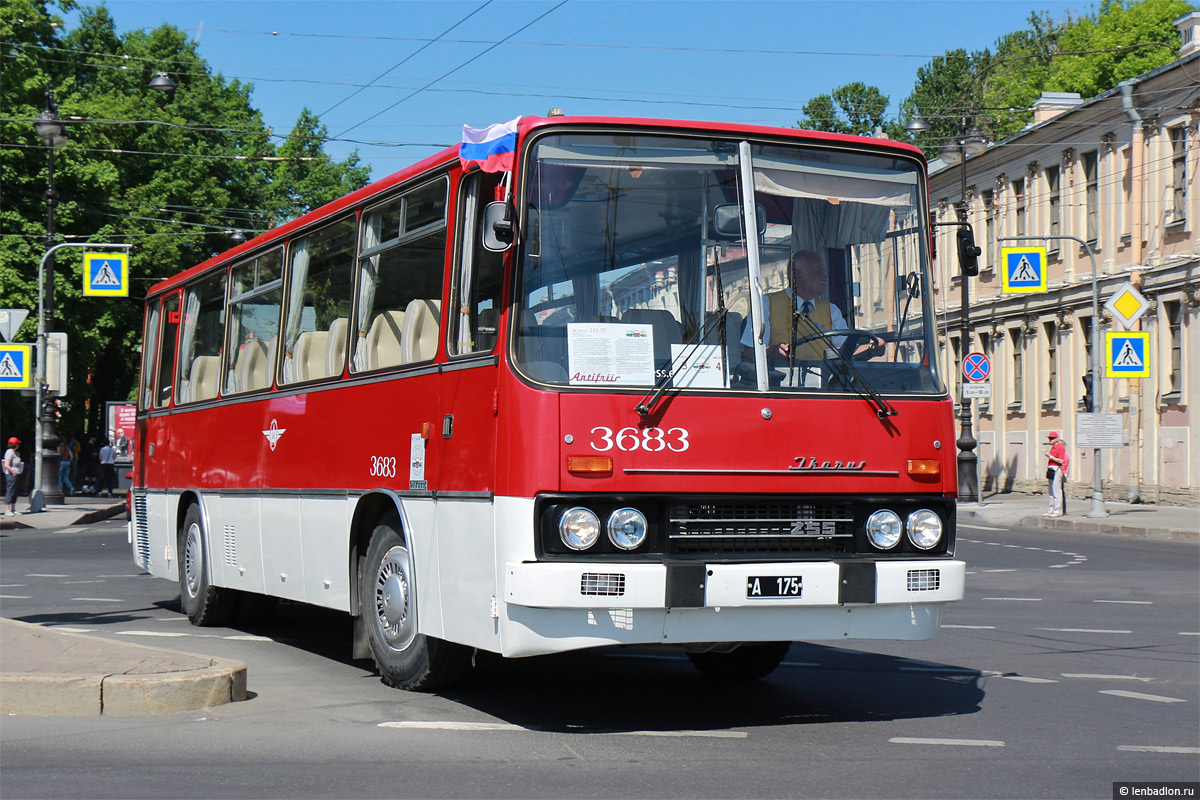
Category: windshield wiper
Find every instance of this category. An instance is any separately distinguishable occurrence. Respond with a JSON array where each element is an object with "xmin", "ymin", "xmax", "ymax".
[
  {"xmin": 635, "ymin": 309, "xmax": 727, "ymax": 418},
  {"xmin": 800, "ymin": 321, "xmax": 897, "ymax": 420}
]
